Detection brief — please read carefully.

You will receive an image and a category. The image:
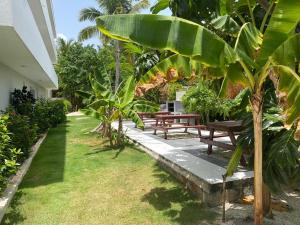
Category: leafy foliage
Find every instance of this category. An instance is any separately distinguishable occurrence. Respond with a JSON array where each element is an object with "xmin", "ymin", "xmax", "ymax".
[
  {"xmin": 182, "ymin": 82, "xmax": 242, "ymax": 123},
  {"xmin": 6, "ymin": 110, "xmax": 37, "ymax": 159},
  {"xmin": 11, "ymin": 86, "xmax": 35, "ymax": 116},
  {"xmin": 0, "ymin": 115, "xmax": 22, "ymax": 193},
  {"xmin": 78, "ymin": 68, "xmax": 159, "ymax": 145},
  {"xmin": 55, "ymin": 40, "xmax": 99, "ymax": 110}
]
